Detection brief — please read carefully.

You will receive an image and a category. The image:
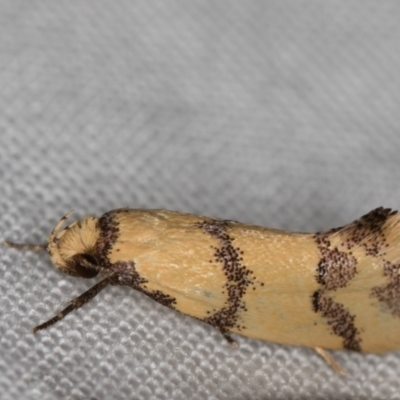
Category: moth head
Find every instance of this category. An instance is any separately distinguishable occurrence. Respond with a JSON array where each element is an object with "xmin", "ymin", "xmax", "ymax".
[{"xmin": 46, "ymin": 211, "xmax": 101, "ymax": 278}]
